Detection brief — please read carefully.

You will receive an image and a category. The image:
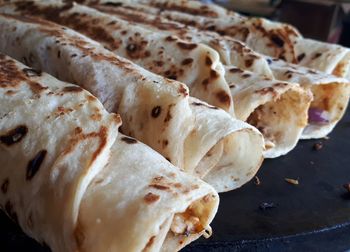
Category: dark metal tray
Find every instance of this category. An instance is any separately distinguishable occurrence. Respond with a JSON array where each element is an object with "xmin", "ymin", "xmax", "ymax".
[{"xmin": 1, "ymin": 108, "xmax": 350, "ymax": 252}]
